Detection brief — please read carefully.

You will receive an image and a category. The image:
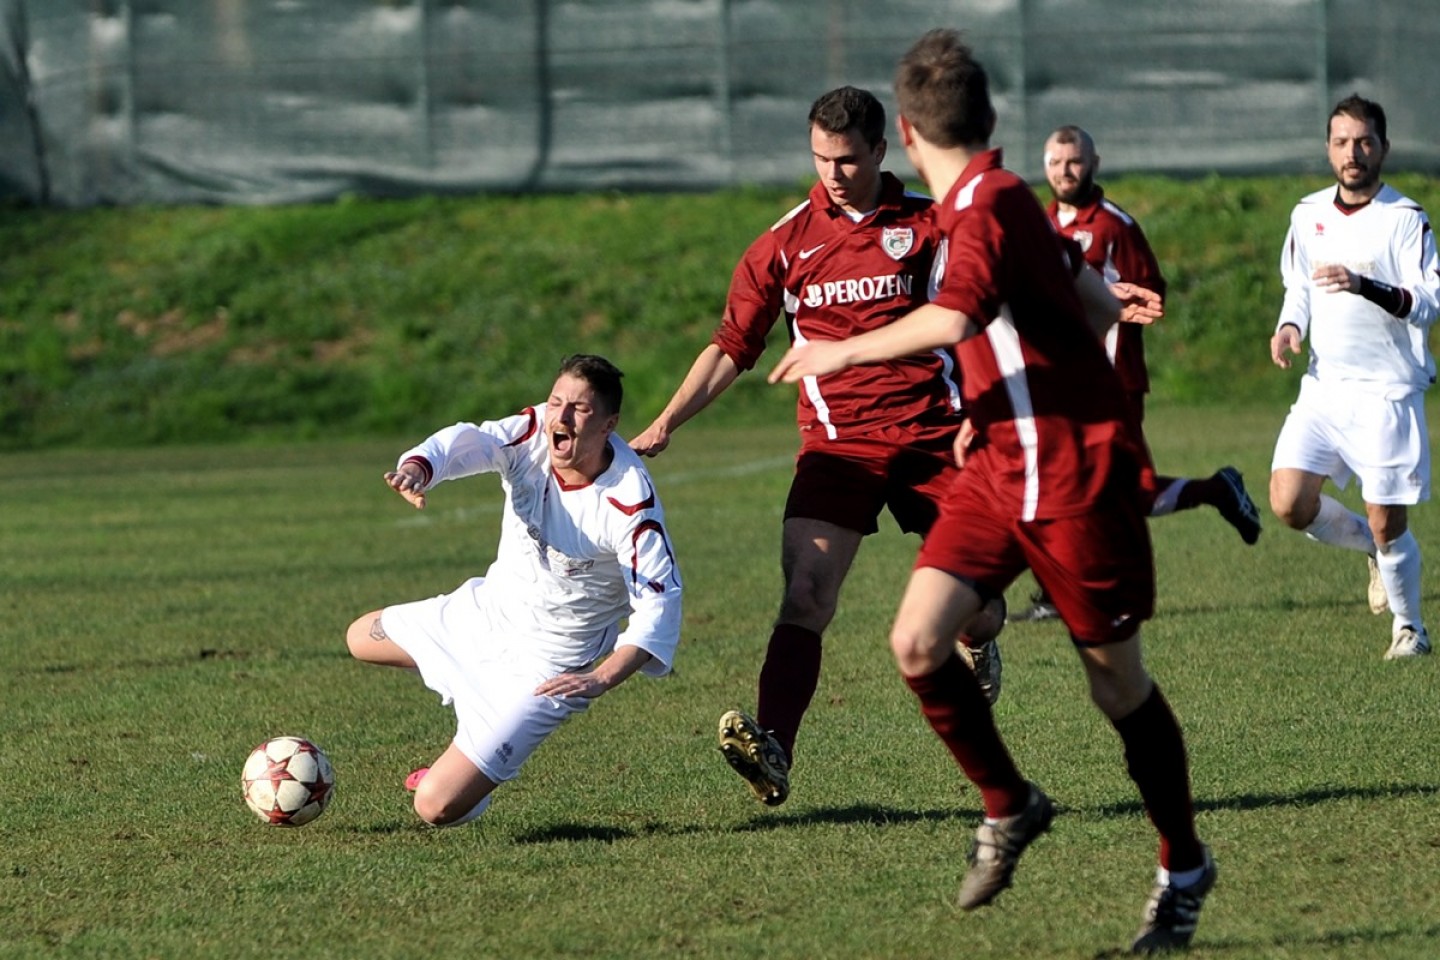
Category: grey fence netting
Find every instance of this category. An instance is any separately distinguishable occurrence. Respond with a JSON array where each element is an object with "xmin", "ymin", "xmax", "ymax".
[{"xmin": 2, "ymin": 0, "xmax": 1439, "ymax": 208}]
